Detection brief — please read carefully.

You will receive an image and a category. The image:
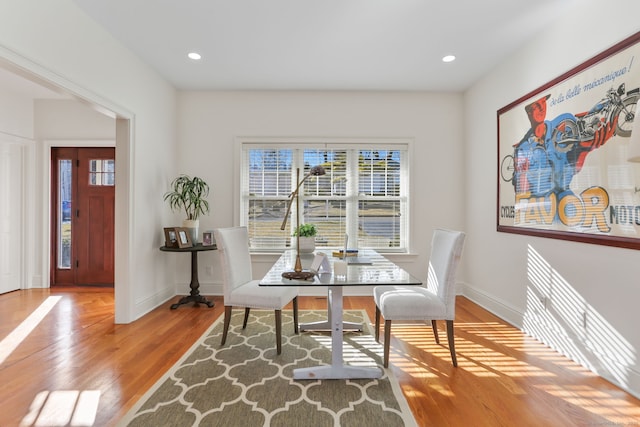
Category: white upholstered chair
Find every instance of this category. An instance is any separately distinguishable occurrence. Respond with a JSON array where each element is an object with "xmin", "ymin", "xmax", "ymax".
[
  {"xmin": 214, "ymin": 226, "xmax": 299, "ymax": 355},
  {"xmin": 374, "ymin": 228, "xmax": 465, "ymax": 368}
]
